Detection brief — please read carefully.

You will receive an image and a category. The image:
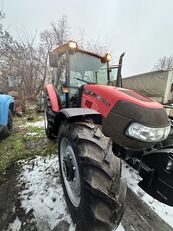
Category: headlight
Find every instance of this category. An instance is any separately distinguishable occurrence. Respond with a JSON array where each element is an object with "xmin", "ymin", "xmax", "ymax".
[{"xmin": 126, "ymin": 122, "xmax": 171, "ymax": 142}]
